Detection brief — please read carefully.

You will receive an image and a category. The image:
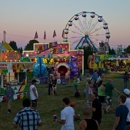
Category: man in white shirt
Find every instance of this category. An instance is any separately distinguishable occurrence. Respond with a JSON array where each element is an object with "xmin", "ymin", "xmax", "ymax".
[
  {"xmin": 123, "ymin": 88, "xmax": 130, "ymax": 126},
  {"xmin": 54, "ymin": 97, "xmax": 75, "ymax": 130},
  {"xmin": 30, "ymin": 79, "xmax": 38, "ymax": 110}
]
